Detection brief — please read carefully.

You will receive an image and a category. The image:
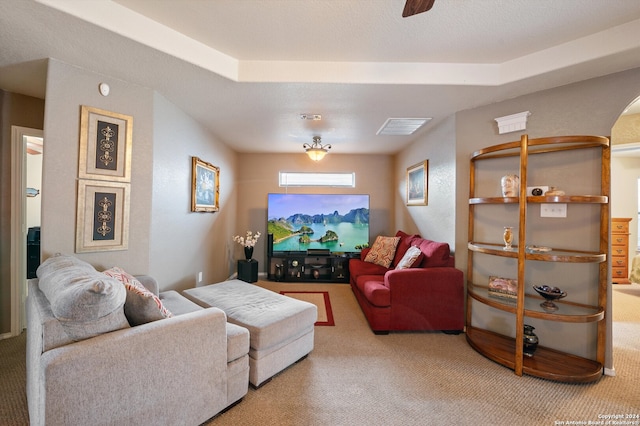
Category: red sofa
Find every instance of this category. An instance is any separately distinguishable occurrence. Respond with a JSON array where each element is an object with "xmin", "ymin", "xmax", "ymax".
[{"xmin": 349, "ymin": 231, "xmax": 464, "ymax": 334}]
